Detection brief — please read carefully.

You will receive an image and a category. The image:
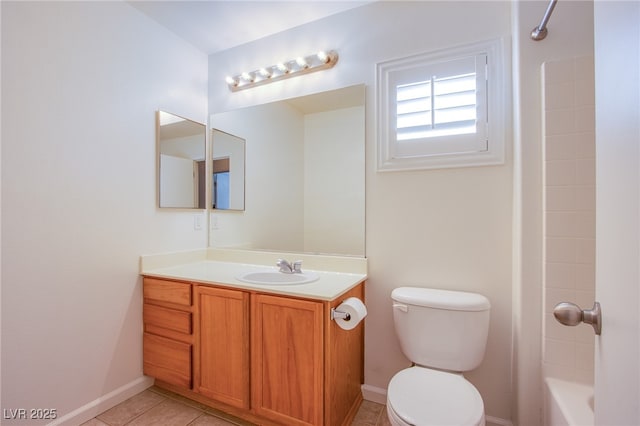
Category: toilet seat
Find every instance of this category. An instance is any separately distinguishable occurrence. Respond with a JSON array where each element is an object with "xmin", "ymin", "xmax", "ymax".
[{"xmin": 387, "ymin": 367, "xmax": 485, "ymax": 426}]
